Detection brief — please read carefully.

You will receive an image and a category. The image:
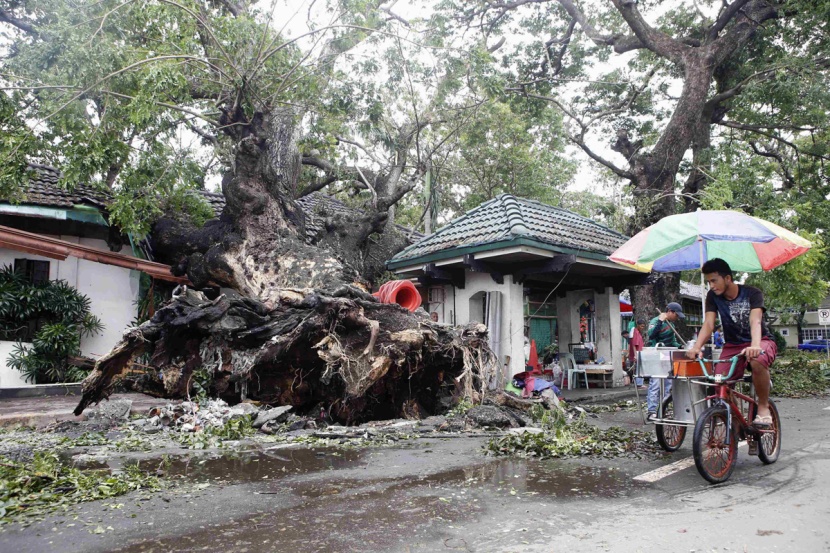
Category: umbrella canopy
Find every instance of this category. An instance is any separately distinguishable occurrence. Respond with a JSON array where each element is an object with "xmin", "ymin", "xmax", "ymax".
[{"xmin": 609, "ymin": 210, "xmax": 811, "ymax": 273}]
